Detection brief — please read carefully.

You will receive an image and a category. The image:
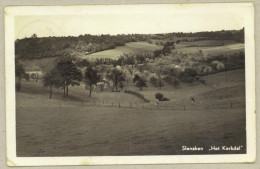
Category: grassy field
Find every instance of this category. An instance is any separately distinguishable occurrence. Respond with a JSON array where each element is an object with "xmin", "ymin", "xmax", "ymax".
[
  {"xmin": 19, "ymin": 57, "xmax": 58, "ymax": 72},
  {"xmin": 19, "ymin": 41, "xmax": 162, "ymax": 72},
  {"xmin": 178, "ymin": 40, "xmax": 240, "ymax": 47},
  {"xmin": 84, "ymin": 42, "xmax": 162, "ymax": 59},
  {"xmin": 125, "ymin": 69, "xmax": 245, "ymax": 104},
  {"xmin": 16, "ymin": 69, "xmax": 246, "ymax": 156},
  {"xmin": 16, "ymin": 106, "xmax": 245, "ymax": 156},
  {"xmin": 175, "ymin": 43, "xmax": 244, "ymax": 56}
]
